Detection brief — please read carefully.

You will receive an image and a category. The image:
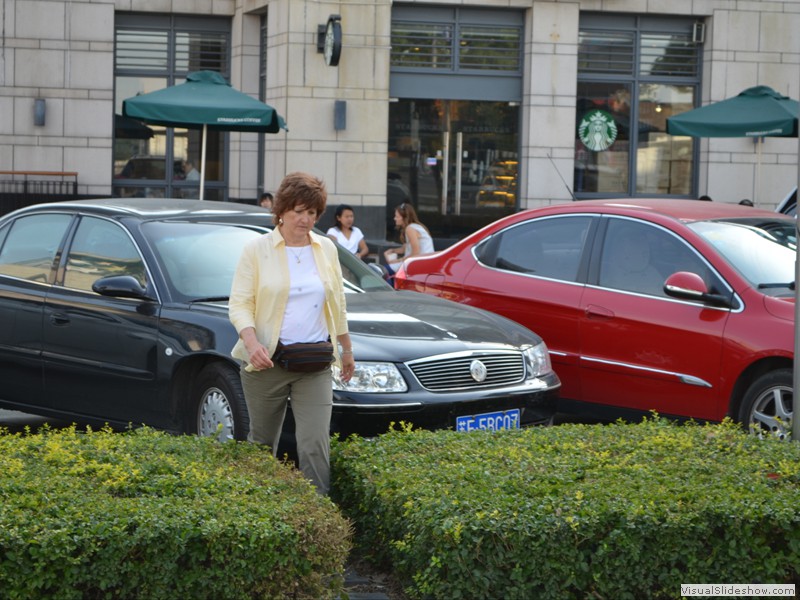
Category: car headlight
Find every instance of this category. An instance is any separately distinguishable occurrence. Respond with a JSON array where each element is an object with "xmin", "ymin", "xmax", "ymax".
[
  {"xmin": 332, "ymin": 362, "xmax": 408, "ymax": 393},
  {"xmin": 522, "ymin": 342, "xmax": 553, "ymax": 378}
]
